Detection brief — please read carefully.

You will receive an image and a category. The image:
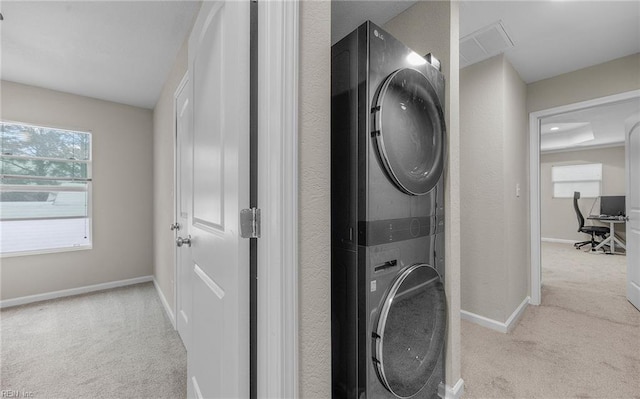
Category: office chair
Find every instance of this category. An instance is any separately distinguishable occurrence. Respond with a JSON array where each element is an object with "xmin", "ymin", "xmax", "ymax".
[{"xmin": 573, "ymin": 191, "xmax": 609, "ymax": 251}]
